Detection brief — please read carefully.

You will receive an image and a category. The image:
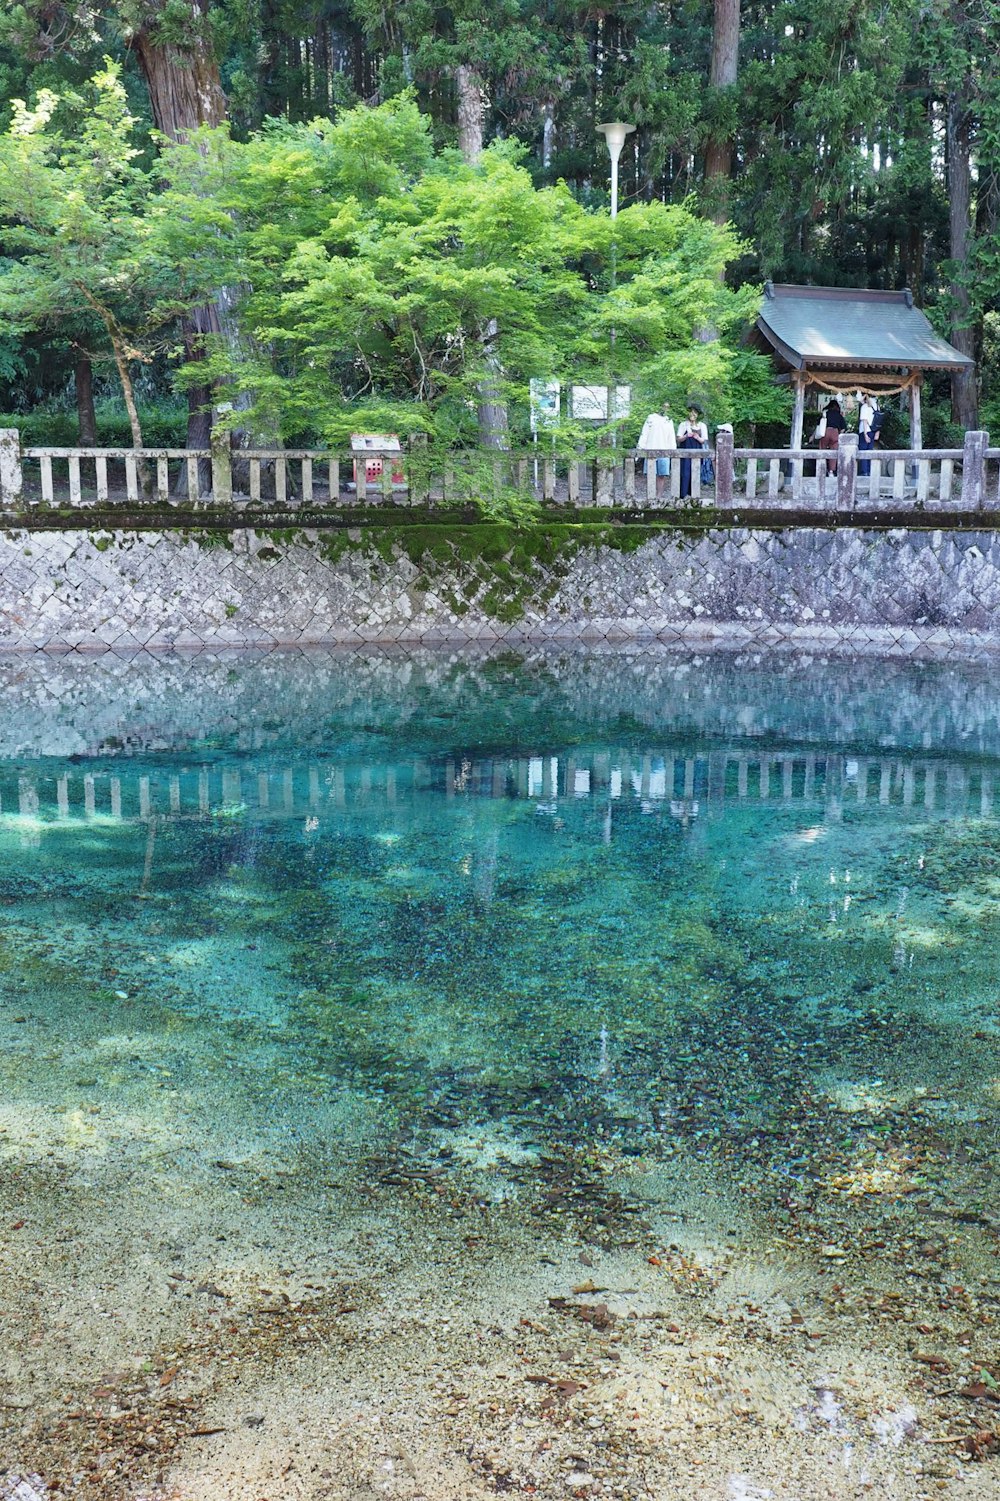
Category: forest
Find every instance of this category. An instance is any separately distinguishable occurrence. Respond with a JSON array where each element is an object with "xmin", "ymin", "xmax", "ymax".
[{"xmin": 0, "ymin": 0, "xmax": 998, "ymax": 456}]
